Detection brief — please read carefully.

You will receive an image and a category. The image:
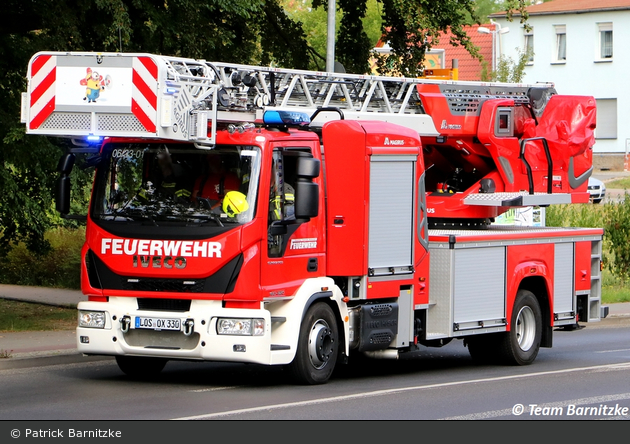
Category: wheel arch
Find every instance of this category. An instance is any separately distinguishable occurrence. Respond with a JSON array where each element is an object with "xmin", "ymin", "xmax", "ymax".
[
  {"xmin": 300, "ymin": 290, "xmax": 348, "ymax": 363},
  {"xmin": 516, "ymin": 276, "xmax": 553, "ymax": 348},
  {"xmin": 266, "ymin": 278, "xmax": 349, "ymax": 365}
]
